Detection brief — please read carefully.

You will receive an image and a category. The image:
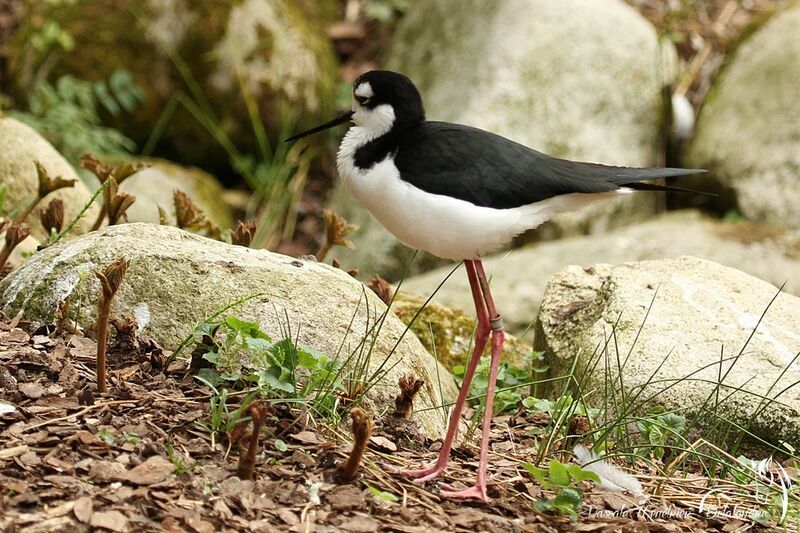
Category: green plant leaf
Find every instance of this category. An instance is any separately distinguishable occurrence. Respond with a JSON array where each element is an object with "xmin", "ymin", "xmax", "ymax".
[
  {"xmin": 566, "ymin": 464, "xmax": 601, "ymax": 484},
  {"xmin": 522, "ymin": 462, "xmax": 549, "ymax": 487},
  {"xmin": 548, "ymin": 460, "xmax": 571, "ymax": 487},
  {"xmin": 274, "ymin": 439, "xmax": 288, "ymax": 452},
  {"xmin": 366, "ymin": 483, "xmax": 399, "ymax": 502}
]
